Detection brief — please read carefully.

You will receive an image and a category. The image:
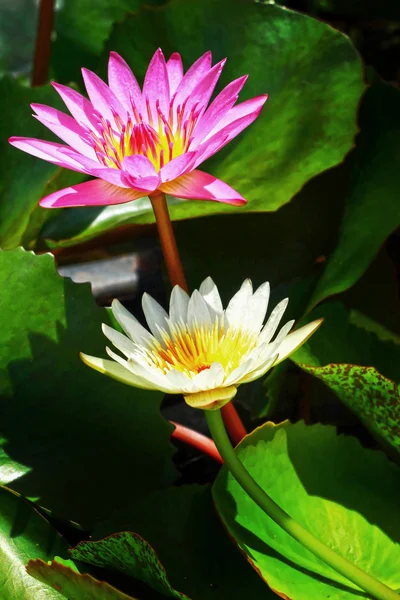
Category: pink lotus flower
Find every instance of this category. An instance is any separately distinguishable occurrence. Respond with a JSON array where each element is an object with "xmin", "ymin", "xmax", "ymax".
[{"xmin": 9, "ymin": 49, "xmax": 267, "ymax": 208}]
